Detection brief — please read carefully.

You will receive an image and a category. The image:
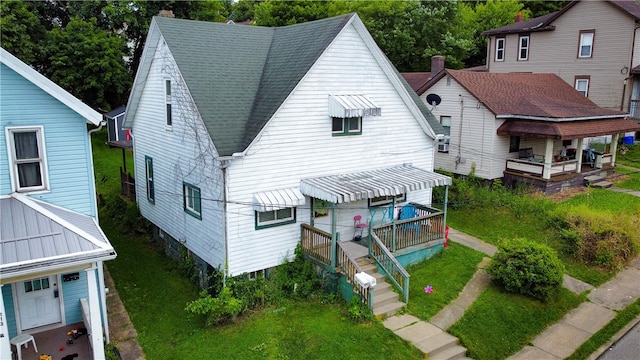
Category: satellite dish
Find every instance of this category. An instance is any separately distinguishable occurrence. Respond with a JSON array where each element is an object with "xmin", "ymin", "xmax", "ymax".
[{"xmin": 426, "ymin": 93, "xmax": 442, "ymax": 107}]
